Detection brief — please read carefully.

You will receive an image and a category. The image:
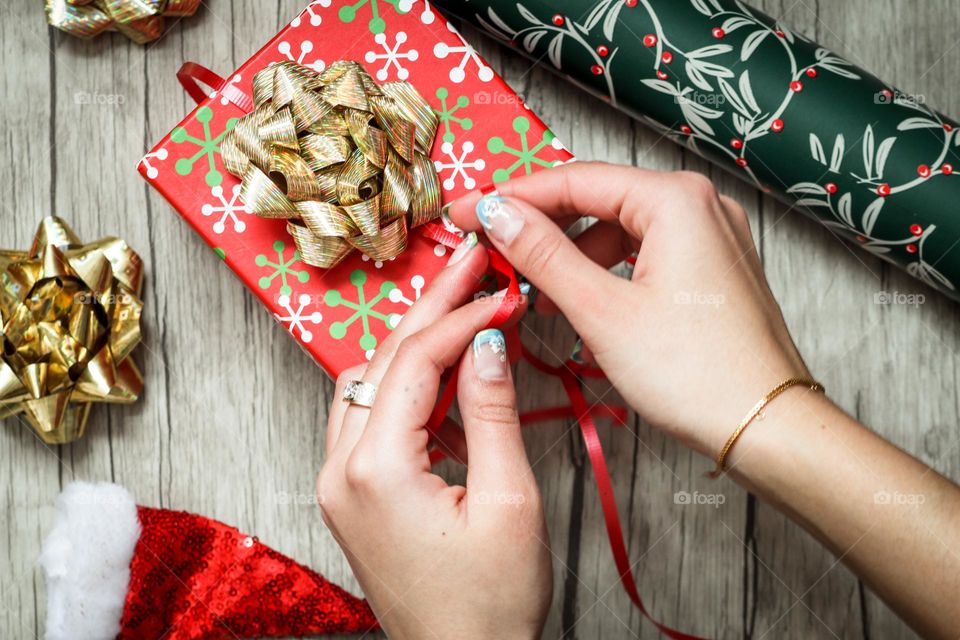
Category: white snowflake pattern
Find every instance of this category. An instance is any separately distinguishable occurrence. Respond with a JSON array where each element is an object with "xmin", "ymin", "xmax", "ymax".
[
  {"xmin": 275, "ymin": 293, "xmax": 323, "ymax": 343},
  {"xmin": 278, "ymin": 40, "xmax": 326, "ymax": 73},
  {"xmin": 434, "ymin": 141, "xmax": 486, "ymax": 190},
  {"xmin": 290, "ymin": 0, "xmax": 331, "ymax": 27},
  {"xmin": 364, "ymin": 32, "xmax": 418, "ymax": 81},
  {"xmin": 387, "ymin": 275, "xmax": 425, "ymax": 328},
  {"xmin": 409, "ymin": 0, "xmax": 436, "ymax": 24},
  {"xmin": 138, "ymin": 148, "xmax": 168, "ymax": 180},
  {"xmin": 201, "ymin": 184, "xmax": 251, "ymax": 234},
  {"xmin": 433, "ymin": 22, "xmax": 494, "ymax": 83},
  {"xmin": 360, "ymin": 254, "xmax": 396, "ymax": 269}
]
